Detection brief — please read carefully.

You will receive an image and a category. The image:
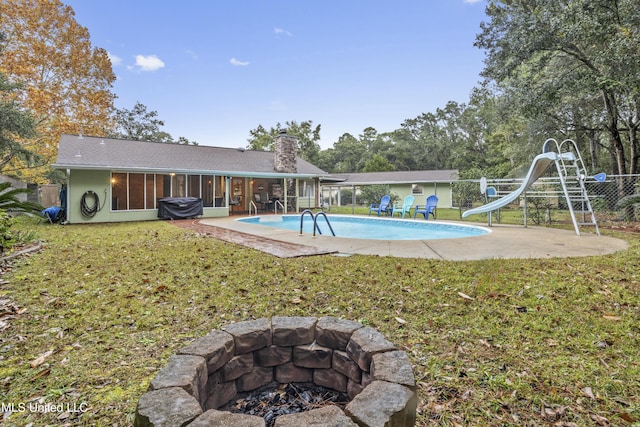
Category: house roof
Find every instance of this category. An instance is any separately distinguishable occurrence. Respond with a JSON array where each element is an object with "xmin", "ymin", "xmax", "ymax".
[
  {"xmin": 53, "ymin": 134, "xmax": 327, "ymax": 178},
  {"xmin": 321, "ymin": 169, "xmax": 458, "ymax": 185}
]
